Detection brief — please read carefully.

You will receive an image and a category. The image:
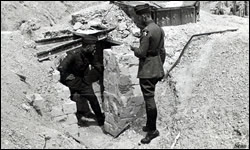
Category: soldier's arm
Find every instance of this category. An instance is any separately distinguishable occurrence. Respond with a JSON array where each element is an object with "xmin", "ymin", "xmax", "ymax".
[
  {"xmin": 133, "ymin": 30, "xmax": 150, "ymax": 58},
  {"xmin": 159, "ymin": 28, "xmax": 166, "ymax": 64},
  {"xmin": 57, "ymin": 53, "xmax": 74, "ymax": 74}
]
